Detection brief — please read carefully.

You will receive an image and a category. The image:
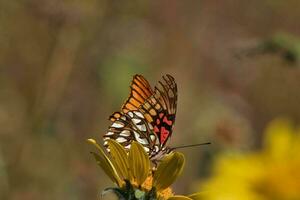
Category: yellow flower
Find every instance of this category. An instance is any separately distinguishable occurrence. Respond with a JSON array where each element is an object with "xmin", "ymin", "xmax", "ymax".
[
  {"xmin": 198, "ymin": 118, "xmax": 300, "ymax": 200},
  {"xmin": 88, "ymin": 138, "xmax": 191, "ymax": 200}
]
